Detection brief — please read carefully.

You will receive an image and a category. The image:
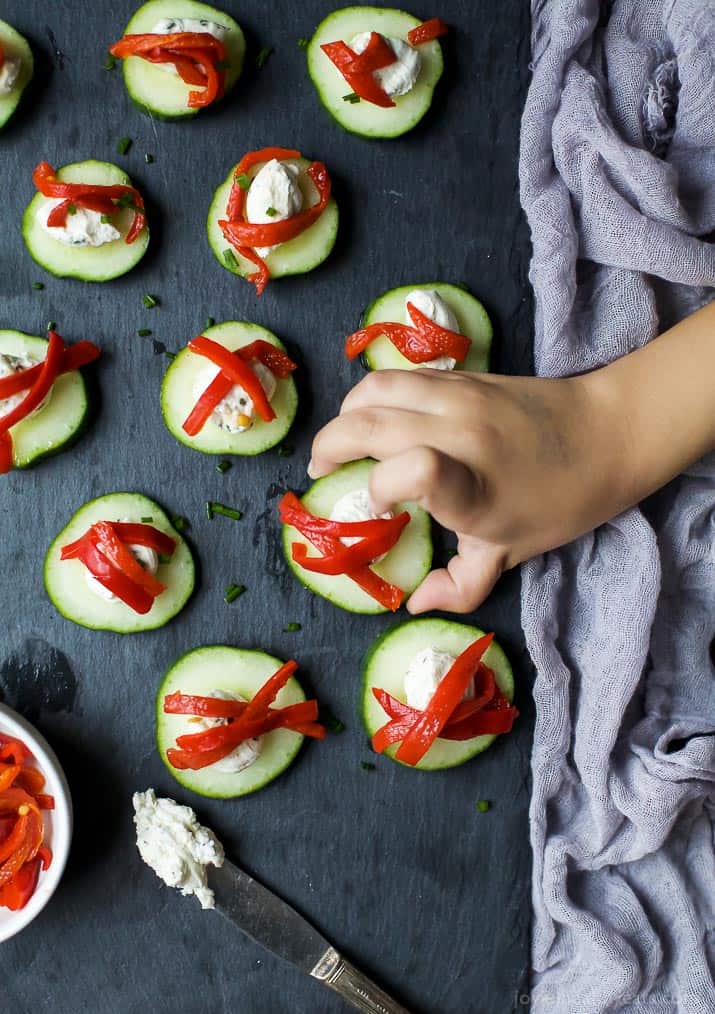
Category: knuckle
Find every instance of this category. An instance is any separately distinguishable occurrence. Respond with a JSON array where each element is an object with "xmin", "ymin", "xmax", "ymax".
[
  {"xmin": 354, "ymin": 408, "xmax": 383, "ymax": 442},
  {"xmin": 412, "ymin": 446, "xmax": 444, "ymax": 488}
]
